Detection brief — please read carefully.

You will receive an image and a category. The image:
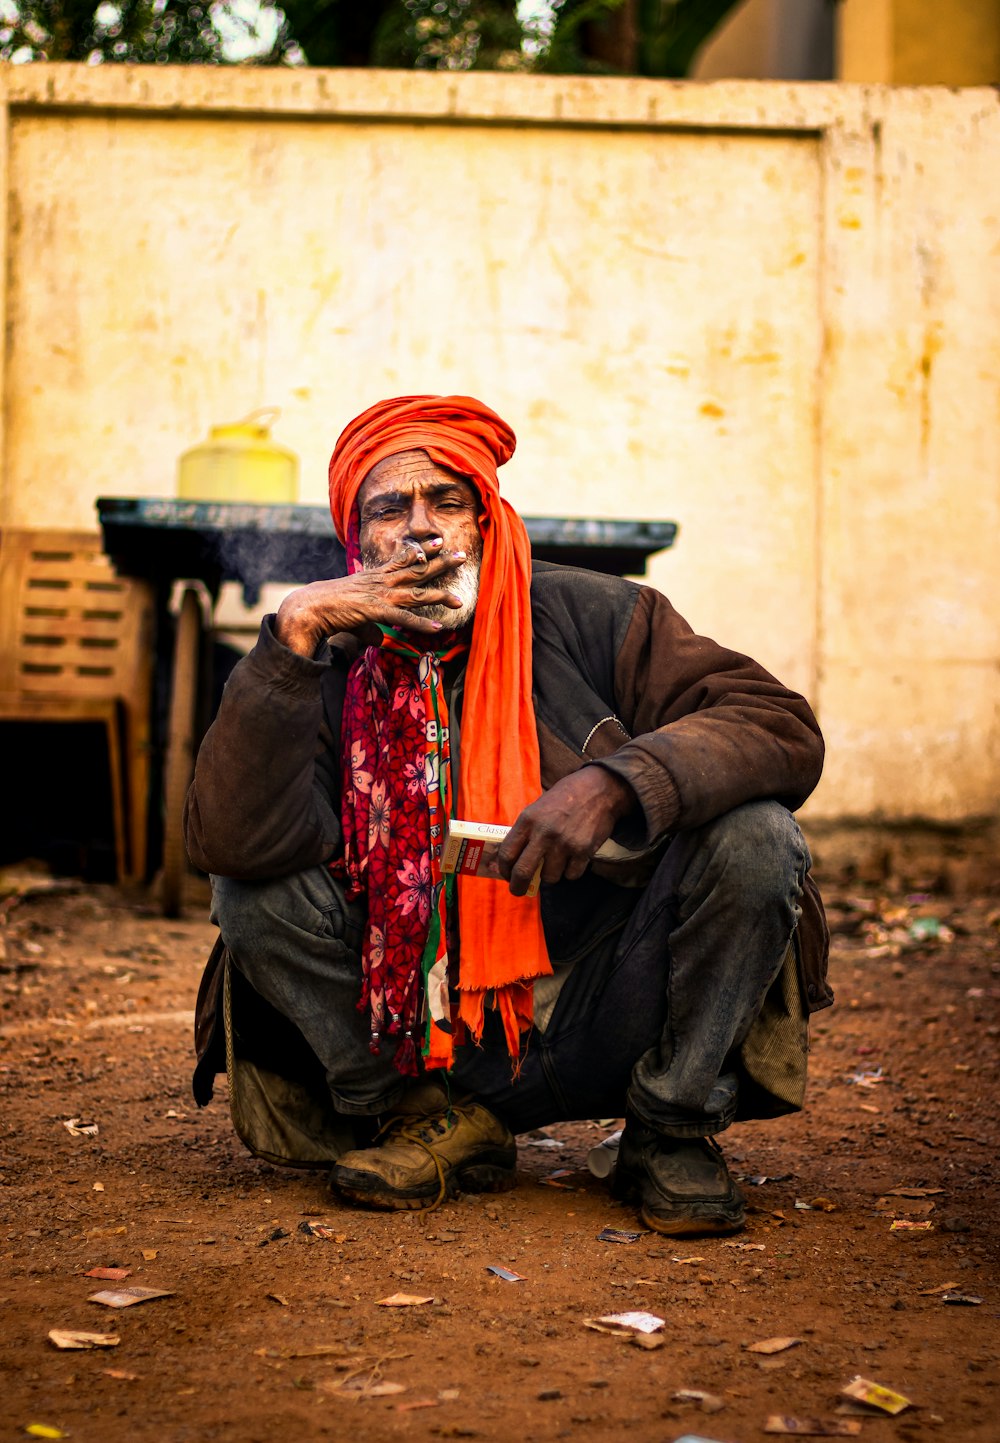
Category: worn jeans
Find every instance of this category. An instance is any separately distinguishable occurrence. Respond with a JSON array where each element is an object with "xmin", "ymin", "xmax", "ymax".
[{"xmin": 212, "ymin": 800, "xmax": 810, "ymax": 1138}]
